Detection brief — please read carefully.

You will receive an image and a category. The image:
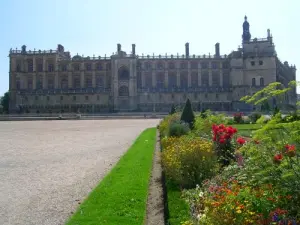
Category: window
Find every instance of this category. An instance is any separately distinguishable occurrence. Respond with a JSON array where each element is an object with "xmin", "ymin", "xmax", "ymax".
[
  {"xmin": 252, "ymin": 78, "xmax": 256, "ymax": 86},
  {"xmin": 205, "ymin": 93, "xmax": 208, "ymax": 98},
  {"xmin": 85, "ymin": 96, "xmax": 89, "ymax": 101},
  {"xmin": 260, "ymin": 77, "xmax": 264, "ymax": 86},
  {"xmin": 28, "ymin": 79, "xmax": 33, "ymax": 90},
  {"xmin": 16, "ymin": 64, "xmax": 21, "ymax": 72},
  {"xmin": 61, "ymin": 78, "xmax": 68, "ymax": 89},
  {"xmin": 156, "ymin": 73, "xmax": 164, "ymax": 88},
  {"xmin": 48, "ymin": 64, "xmax": 54, "ymax": 72},
  {"xmin": 62, "ymin": 65, "xmax": 67, "ymax": 71},
  {"xmin": 37, "ymin": 64, "xmax": 43, "ymax": 72},
  {"xmin": 28, "ymin": 60, "xmax": 33, "ymax": 72},
  {"xmin": 216, "ymin": 94, "xmax": 219, "ymax": 99},
  {"xmin": 168, "ymin": 62, "xmax": 175, "ymax": 69},
  {"xmin": 48, "ymin": 79, "xmax": 54, "ymax": 89},
  {"xmin": 16, "ymin": 78, "xmax": 20, "ymax": 90},
  {"xmin": 157, "ymin": 62, "xmax": 164, "ymax": 69},
  {"xmin": 73, "ymin": 96, "xmax": 76, "ymax": 101},
  {"xmin": 191, "ymin": 72, "xmax": 198, "ymax": 88},
  {"xmin": 171, "ymin": 94, "xmax": 174, "ymax": 99},
  {"xmin": 106, "ymin": 63, "xmax": 111, "ymax": 70},
  {"xmin": 201, "ymin": 71, "xmax": 209, "ymax": 86},
  {"xmin": 74, "ymin": 64, "xmax": 80, "ymax": 71},
  {"xmin": 97, "ymin": 95, "xmax": 100, "ymax": 100},
  {"xmin": 180, "ymin": 72, "xmax": 188, "ymax": 88},
  {"xmin": 60, "ymin": 96, "xmax": 63, "ymax": 101},
  {"xmin": 145, "ymin": 62, "xmax": 151, "ymax": 70},
  {"xmin": 96, "ymin": 76, "xmax": 103, "ymax": 87},
  {"xmin": 222, "ymin": 62, "xmax": 229, "ymax": 69},
  {"xmin": 190, "ymin": 62, "xmax": 197, "ymax": 69},
  {"xmin": 86, "ymin": 64, "xmax": 92, "ymax": 71},
  {"xmin": 73, "ymin": 77, "xmax": 80, "ymax": 88},
  {"xmin": 97, "ymin": 63, "xmax": 103, "ymax": 71},
  {"xmin": 212, "ymin": 62, "xmax": 218, "ymax": 69},
  {"xmin": 201, "ymin": 62, "xmax": 208, "ymax": 69},
  {"xmin": 259, "ymin": 60, "xmax": 263, "ymax": 65},
  {"xmin": 35, "ymin": 96, "xmax": 38, "ymax": 101},
  {"xmin": 251, "ymin": 61, "xmax": 255, "ymax": 66},
  {"xmin": 47, "ymin": 96, "xmax": 50, "ymax": 101},
  {"xmin": 85, "ymin": 78, "xmax": 92, "ymax": 88},
  {"xmin": 180, "ymin": 62, "xmax": 187, "ymax": 69},
  {"xmin": 37, "ymin": 77, "xmax": 43, "ymax": 89},
  {"xmin": 212, "ymin": 72, "xmax": 220, "ymax": 86}
]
